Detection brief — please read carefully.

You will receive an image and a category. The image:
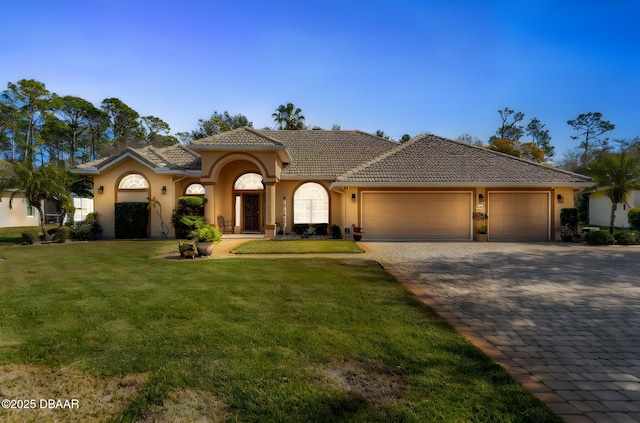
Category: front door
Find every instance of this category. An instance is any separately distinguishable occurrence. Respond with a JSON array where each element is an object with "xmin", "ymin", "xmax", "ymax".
[{"xmin": 243, "ymin": 193, "xmax": 261, "ymax": 232}]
